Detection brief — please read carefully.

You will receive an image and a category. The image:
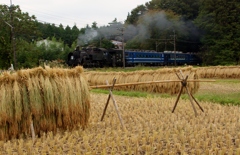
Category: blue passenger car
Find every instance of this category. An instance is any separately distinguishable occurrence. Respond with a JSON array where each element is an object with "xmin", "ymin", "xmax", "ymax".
[
  {"xmin": 125, "ymin": 50, "xmax": 164, "ymax": 66},
  {"xmin": 163, "ymin": 51, "xmax": 201, "ymax": 65}
]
